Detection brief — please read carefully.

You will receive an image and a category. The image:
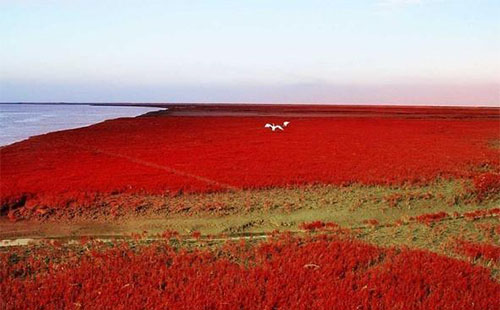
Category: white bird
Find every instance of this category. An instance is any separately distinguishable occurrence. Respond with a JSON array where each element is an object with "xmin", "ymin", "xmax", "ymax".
[
  {"xmin": 264, "ymin": 123, "xmax": 284, "ymax": 131},
  {"xmin": 283, "ymin": 121, "xmax": 290, "ymax": 127}
]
